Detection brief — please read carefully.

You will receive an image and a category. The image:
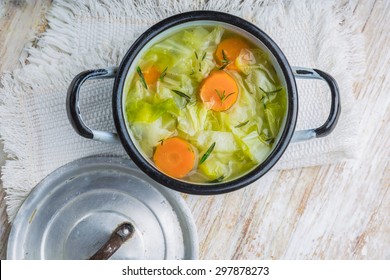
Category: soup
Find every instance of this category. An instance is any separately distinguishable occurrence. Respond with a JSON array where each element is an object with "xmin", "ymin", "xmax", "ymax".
[{"xmin": 123, "ymin": 25, "xmax": 287, "ymax": 183}]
